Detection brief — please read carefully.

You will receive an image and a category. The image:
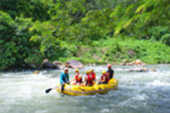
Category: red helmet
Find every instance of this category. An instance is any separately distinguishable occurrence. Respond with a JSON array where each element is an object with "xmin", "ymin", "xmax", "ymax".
[{"xmin": 107, "ymin": 64, "xmax": 112, "ymax": 68}]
